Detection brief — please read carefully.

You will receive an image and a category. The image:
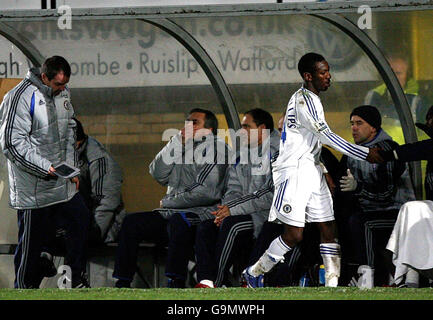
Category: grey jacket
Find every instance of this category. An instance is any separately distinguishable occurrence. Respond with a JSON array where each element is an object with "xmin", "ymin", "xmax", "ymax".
[
  {"xmin": 77, "ymin": 136, "xmax": 126, "ymax": 243},
  {"xmin": 345, "ymin": 129, "xmax": 416, "ymax": 212},
  {"xmin": 195, "ymin": 129, "xmax": 280, "ymax": 237},
  {"xmin": 150, "ymin": 132, "xmax": 229, "ymax": 219},
  {"xmin": 0, "ymin": 68, "xmax": 77, "ymax": 209},
  {"xmin": 220, "ymin": 129, "xmax": 280, "ymax": 237}
]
